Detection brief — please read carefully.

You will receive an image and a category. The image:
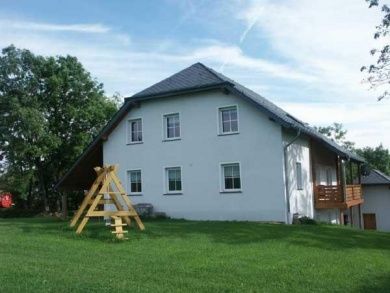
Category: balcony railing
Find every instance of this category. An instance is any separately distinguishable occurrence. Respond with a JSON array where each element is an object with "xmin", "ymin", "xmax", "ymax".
[{"xmin": 314, "ymin": 184, "xmax": 363, "ymax": 209}]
